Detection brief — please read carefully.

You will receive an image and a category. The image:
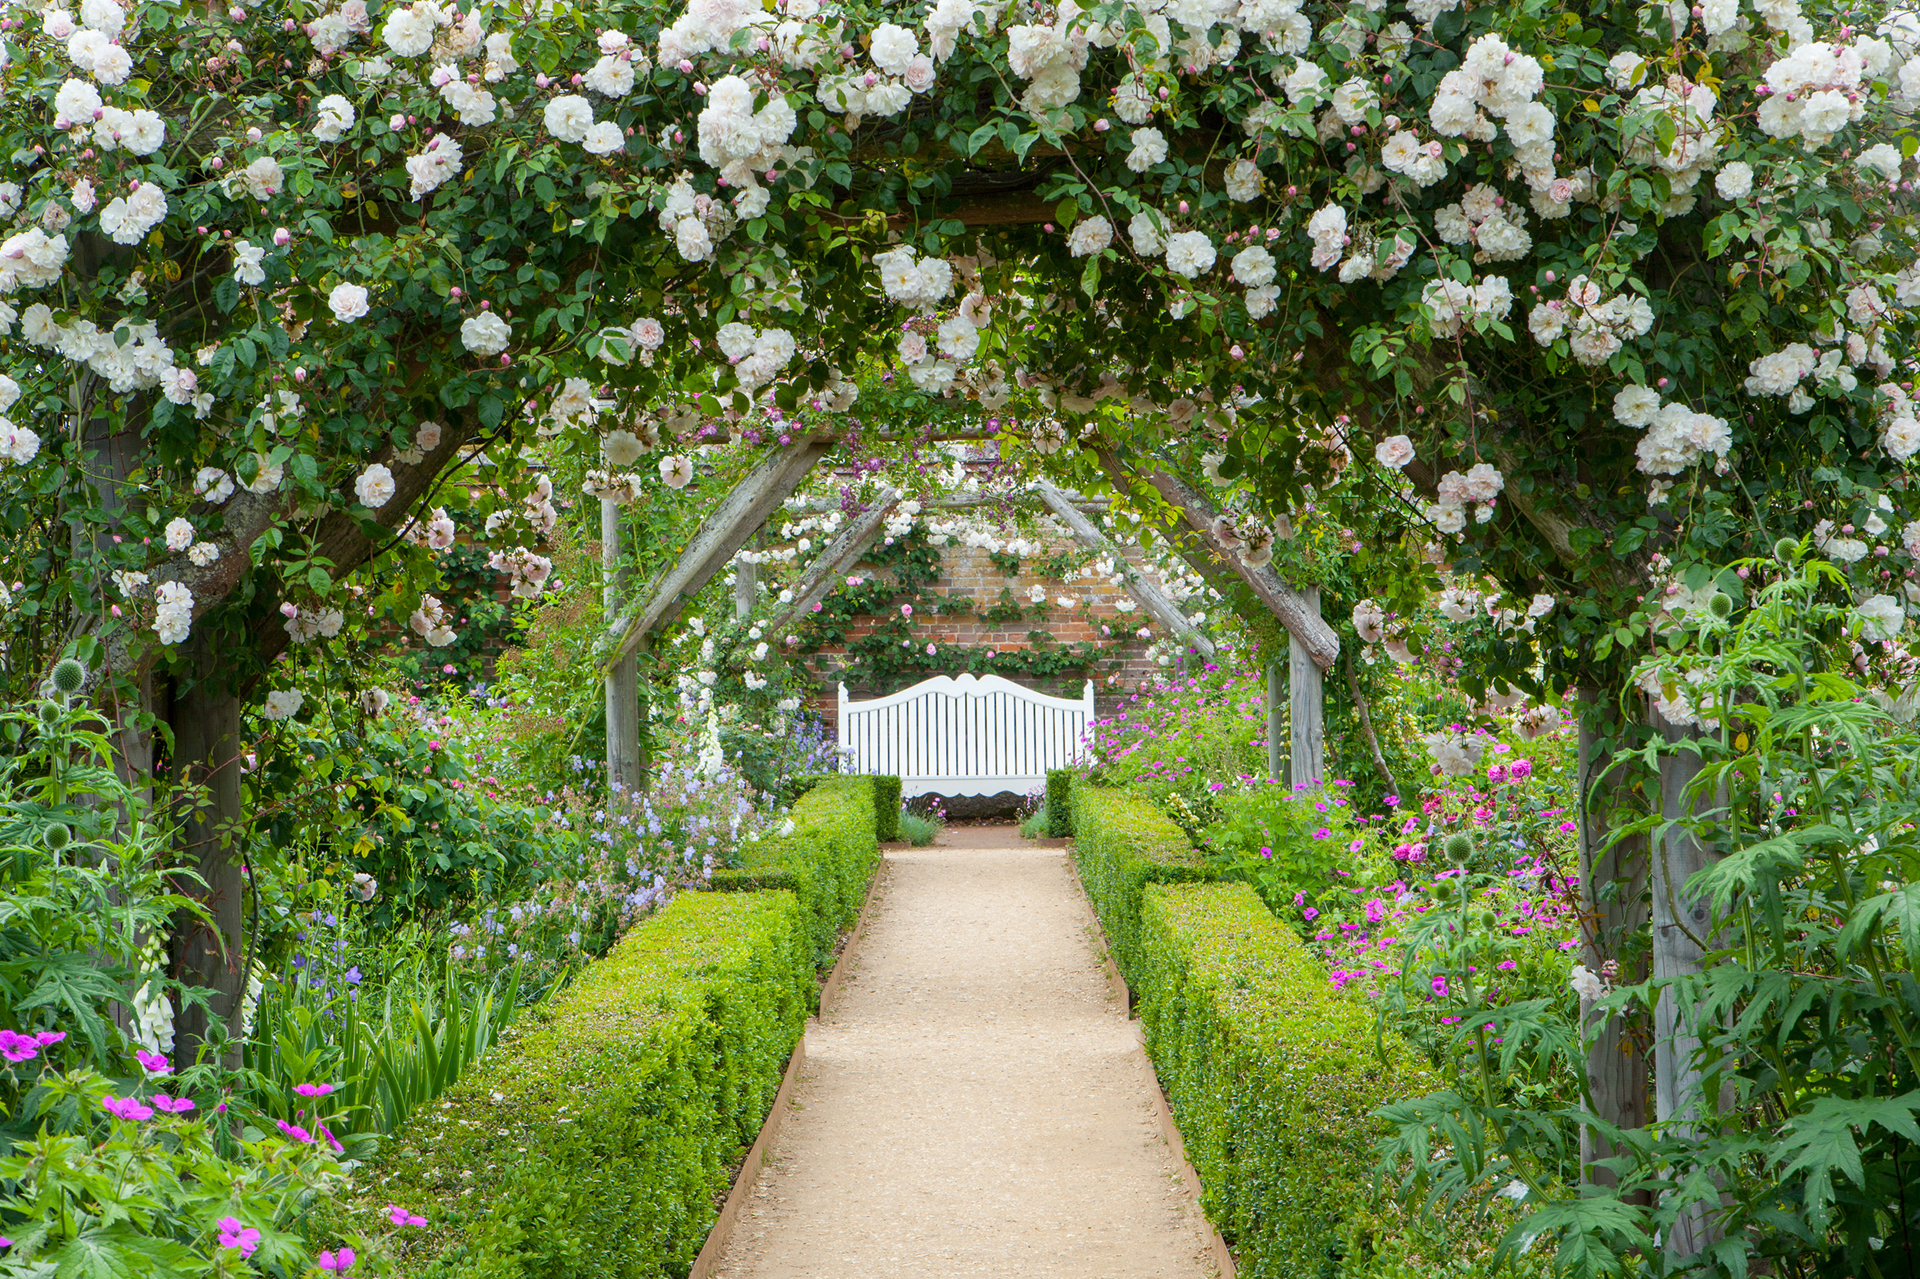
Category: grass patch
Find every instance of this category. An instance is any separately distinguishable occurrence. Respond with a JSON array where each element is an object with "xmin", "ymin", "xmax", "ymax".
[{"xmin": 897, "ymin": 809, "xmax": 941, "ymax": 845}]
